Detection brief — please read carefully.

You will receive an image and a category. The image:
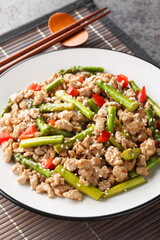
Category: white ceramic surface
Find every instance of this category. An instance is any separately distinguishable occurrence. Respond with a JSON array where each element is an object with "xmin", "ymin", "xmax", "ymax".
[{"xmin": 0, "ymin": 48, "xmax": 160, "ymax": 219}]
